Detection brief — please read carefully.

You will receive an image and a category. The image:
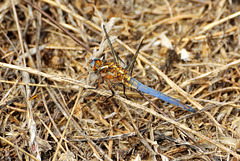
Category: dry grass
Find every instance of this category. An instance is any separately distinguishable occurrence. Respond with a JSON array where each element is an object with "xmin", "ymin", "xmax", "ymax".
[{"xmin": 1, "ymin": 0, "xmax": 240, "ymax": 160}]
